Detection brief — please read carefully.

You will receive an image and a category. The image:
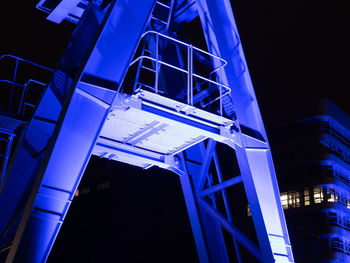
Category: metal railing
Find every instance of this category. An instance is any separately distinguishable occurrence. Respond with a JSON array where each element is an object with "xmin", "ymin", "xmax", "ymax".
[
  {"xmin": 0, "ymin": 55, "xmax": 52, "ymax": 185},
  {"xmin": 0, "ymin": 54, "xmax": 53, "ymax": 118},
  {"xmin": 127, "ymin": 31, "xmax": 231, "ymax": 116}
]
